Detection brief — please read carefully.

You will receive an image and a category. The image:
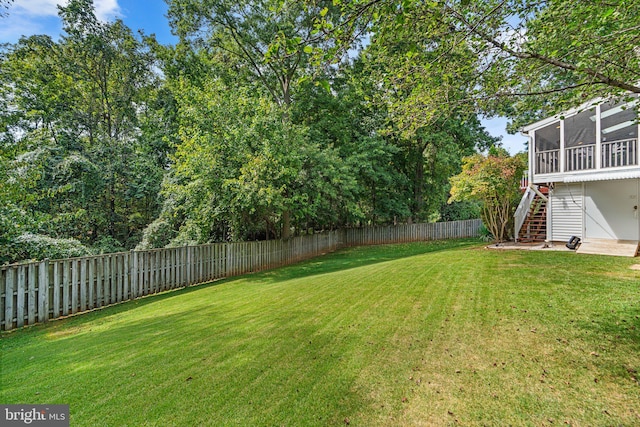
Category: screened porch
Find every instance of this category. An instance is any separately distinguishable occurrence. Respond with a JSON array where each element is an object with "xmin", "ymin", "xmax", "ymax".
[{"xmin": 531, "ymin": 98, "xmax": 639, "ymax": 176}]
